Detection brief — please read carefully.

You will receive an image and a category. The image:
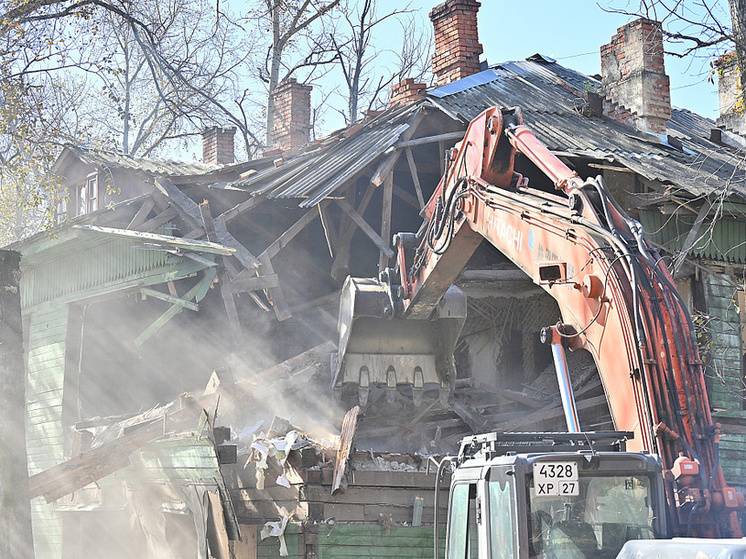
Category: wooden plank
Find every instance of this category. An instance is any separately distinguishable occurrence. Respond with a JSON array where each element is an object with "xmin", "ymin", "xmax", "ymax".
[
  {"xmin": 127, "ymin": 198, "xmax": 156, "ymax": 229},
  {"xmin": 371, "ymin": 151, "xmax": 401, "ymax": 188},
  {"xmin": 379, "ymin": 174, "xmax": 394, "ymax": 270},
  {"xmin": 405, "ymin": 148, "xmax": 426, "ymax": 208},
  {"xmin": 259, "ymin": 254, "xmax": 291, "ymax": 321},
  {"xmin": 258, "ymin": 205, "xmax": 321, "ymax": 261},
  {"xmin": 213, "ymin": 217, "xmax": 260, "ymax": 269},
  {"xmin": 393, "ymin": 185, "xmax": 420, "ymax": 210},
  {"xmin": 395, "ymin": 130, "xmax": 465, "ymax": 149},
  {"xmin": 140, "ymin": 287, "xmax": 199, "ymax": 311},
  {"xmin": 335, "ymin": 199, "xmax": 394, "ymax": 258},
  {"xmin": 134, "ymin": 268, "xmax": 216, "ymax": 347},
  {"xmin": 229, "ymin": 271, "xmax": 279, "ymax": 293},
  {"xmin": 219, "ymin": 196, "xmax": 265, "ymax": 225},
  {"xmin": 318, "ymin": 204, "xmax": 336, "ymax": 258},
  {"xmin": 139, "ymin": 207, "xmax": 178, "ymax": 232},
  {"xmin": 233, "ymin": 525, "xmax": 257, "ymax": 559},
  {"xmin": 332, "ymin": 406, "xmax": 360, "ymax": 494}
]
